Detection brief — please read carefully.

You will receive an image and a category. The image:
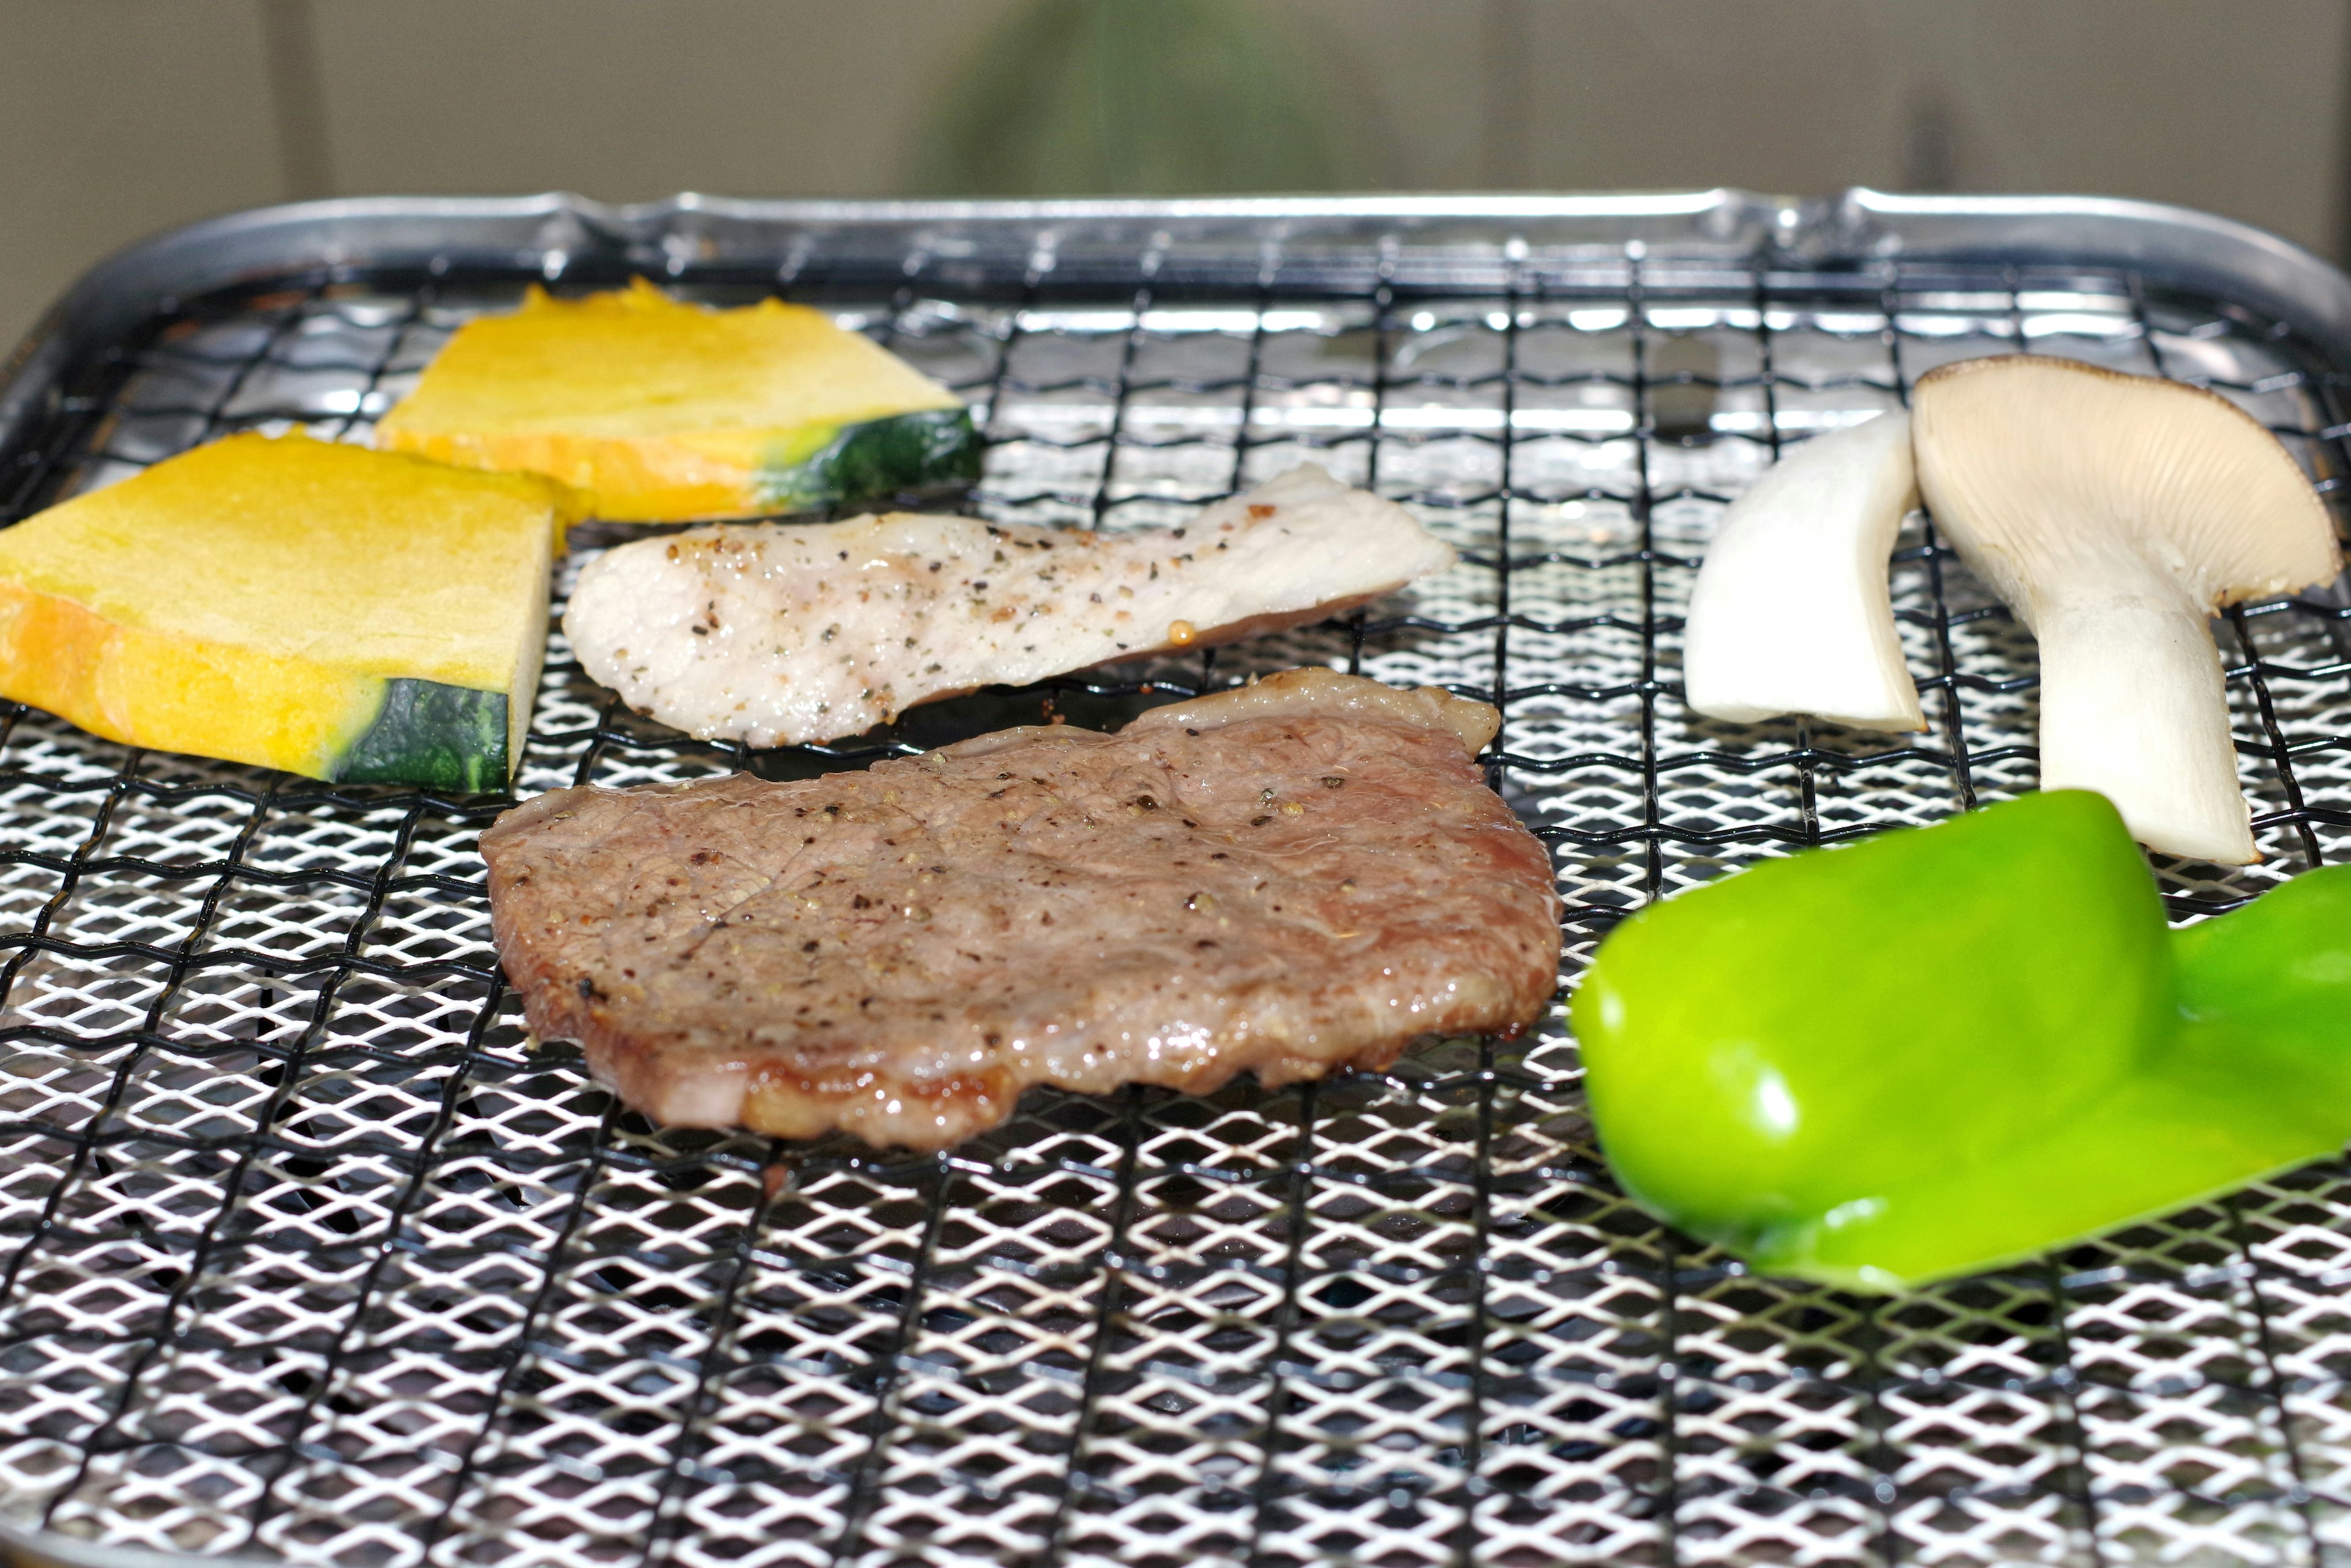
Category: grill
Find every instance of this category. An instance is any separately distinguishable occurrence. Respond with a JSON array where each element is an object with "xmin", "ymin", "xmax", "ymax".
[{"xmin": 3, "ymin": 192, "xmax": 2350, "ymax": 1568}]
